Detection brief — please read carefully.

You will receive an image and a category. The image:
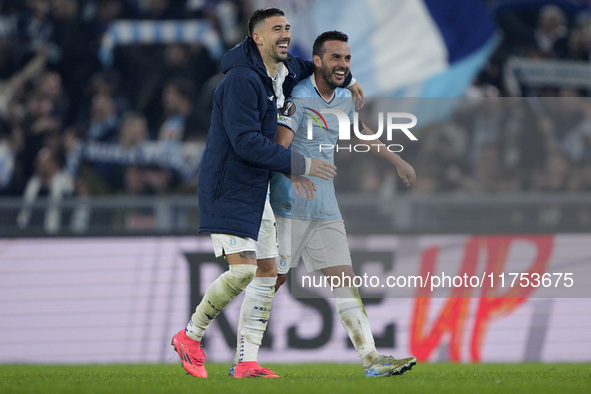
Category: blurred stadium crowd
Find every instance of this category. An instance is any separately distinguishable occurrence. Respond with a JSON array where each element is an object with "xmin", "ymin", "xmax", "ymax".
[
  {"xmin": 412, "ymin": 0, "xmax": 591, "ymax": 196},
  {"xmin": 0, "ymin": 0, "xmax": 237, "ymax": 201},
  {"xmin": 1, "ymin": 0, "xmax": 591, "ymax": 205}
]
